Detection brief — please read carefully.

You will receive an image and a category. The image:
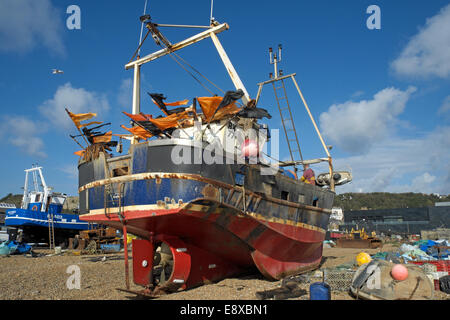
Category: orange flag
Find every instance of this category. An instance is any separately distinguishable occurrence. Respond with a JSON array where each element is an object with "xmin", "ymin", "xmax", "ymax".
[
  {"xmin": 67, "ymin": 110, "xmax": 98, "ymax": 129},
  {"xmin": 92, "ymin": 131, "xmax": 112, "ymax": 144},
  {"xmin": 74, "ymin": 150, "xmax": 86, "ymax": 157},
  {"xmin": 197, "ymin": 97, "xmax": 239, "ymax": 122},
  {"xmin": 162, "ymin": 99, "xmax": 189, "ymax": 107},
  {"xmin": 121, "ymin": 125, "xmax": 153, "ymax": 140},
  {"xmin": 147, "ymin": 111, "xmax": 190, "ymax": 130}
]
